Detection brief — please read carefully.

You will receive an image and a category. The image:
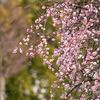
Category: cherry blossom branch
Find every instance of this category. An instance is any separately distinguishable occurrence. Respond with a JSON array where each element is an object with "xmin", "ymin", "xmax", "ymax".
[
  {"xmin": 66, "ymin": 83, "xmax": 82, "ymax": 98},
  {"xmin": 66, "ymin": 78, "xmax": 100, "ymax": 98}
]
